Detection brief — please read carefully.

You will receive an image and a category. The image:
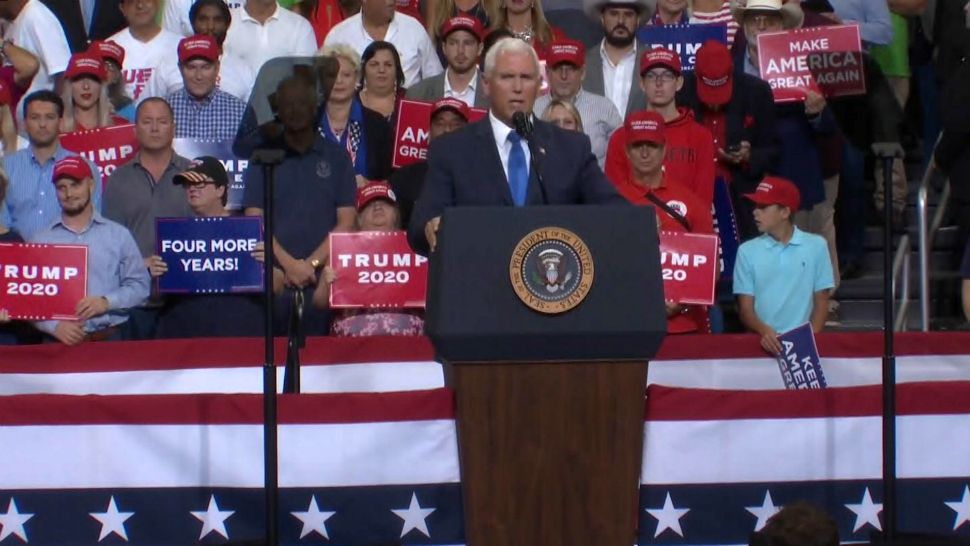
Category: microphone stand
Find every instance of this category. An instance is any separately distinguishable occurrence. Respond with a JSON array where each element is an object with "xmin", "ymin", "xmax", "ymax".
[
  {"xmin": 512, "ymin": 113, "xmax": 549, "ymax": 205},
  {"xmin": 252, "ymin": 147, "xmax": 285, "ymax": 546}
]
